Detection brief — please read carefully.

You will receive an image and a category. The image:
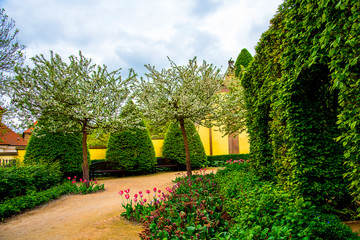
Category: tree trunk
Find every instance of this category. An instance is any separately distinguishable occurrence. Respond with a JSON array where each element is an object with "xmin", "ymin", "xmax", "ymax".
[
  {"xmin": 82, "ymin": 128, "xmax": 90, "ymax": 188},
  {"xmin": 179, "ymin": 118, "xmax": 192, "ymax": 176}
]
